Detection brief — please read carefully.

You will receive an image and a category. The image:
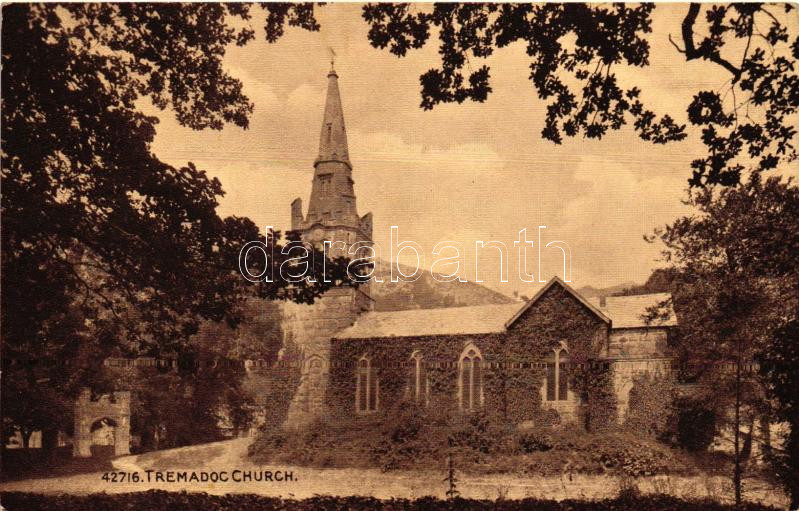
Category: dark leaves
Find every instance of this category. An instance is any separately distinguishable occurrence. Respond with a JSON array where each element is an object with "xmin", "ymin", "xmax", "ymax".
[
  {"xmin": 363, "ymin": 4, "xmax": 685, "ymax": 152},
  {"xmin": 363, "ymin": 3, "xmax": 798, "ymax": 187},
  {"xmin": 263, "ymin": 3, "xmax": 320, "ymax": 44},
  {"xmin": 674, "ymin": 5, "xmax": 797, "ymax": 186},
  {"xmin": 0, "ymin": 3, "xmax": 323, "ymax": 434},
  {"xmin": 688, "ymin": 91, "xmax": 734, "ymax": 126},
  {"xmin": 362, "ymin": 3, "xmax": 431, "ymax": 56}
]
